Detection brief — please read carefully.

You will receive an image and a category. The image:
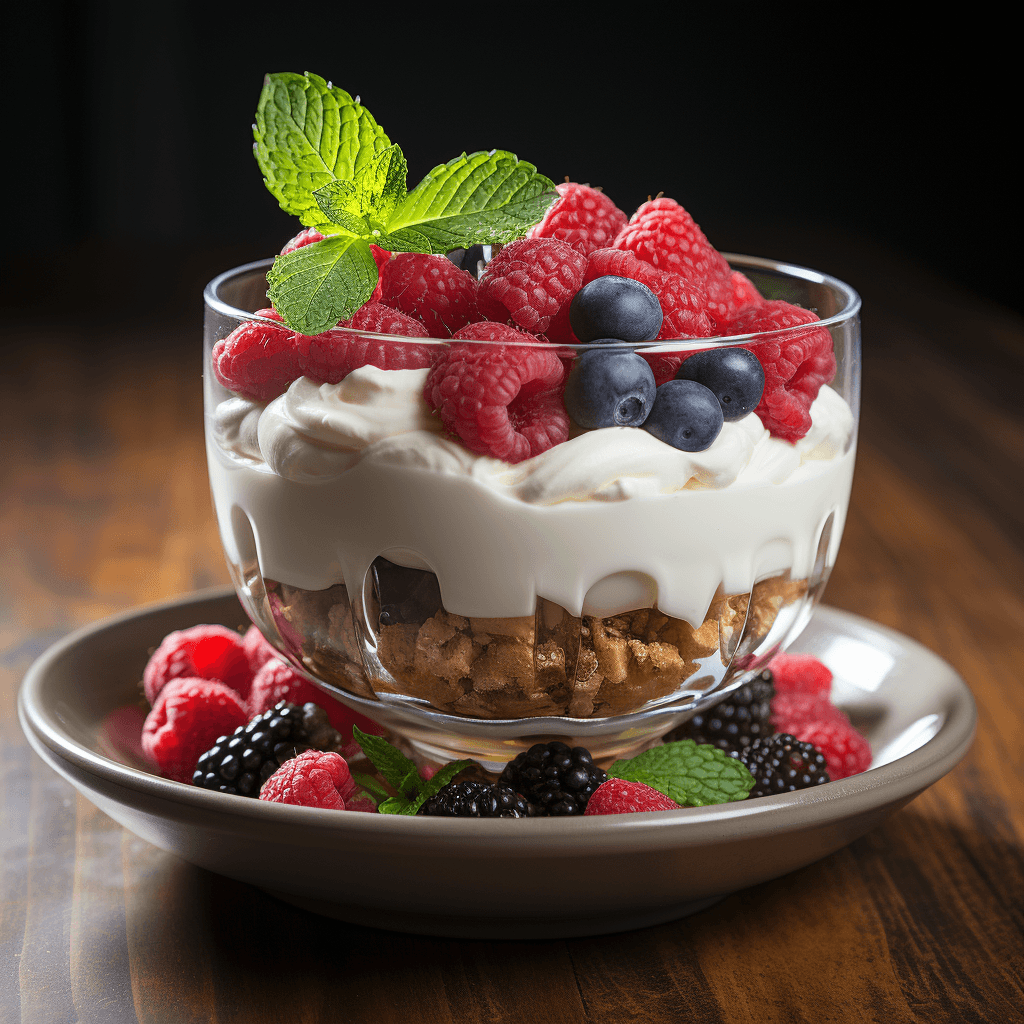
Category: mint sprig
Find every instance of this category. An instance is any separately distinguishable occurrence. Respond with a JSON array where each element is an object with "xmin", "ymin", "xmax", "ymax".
[
  {"xmin": 352, "ymin": 726, "xmax": 473, "ymax": 816},
  {"xmin": 608, "ymin": 740, "xmax": 755, "ymax": 807},
  {"xmin": 254, "ymin": 72, "xmax": 558, "ymax": 334}
]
